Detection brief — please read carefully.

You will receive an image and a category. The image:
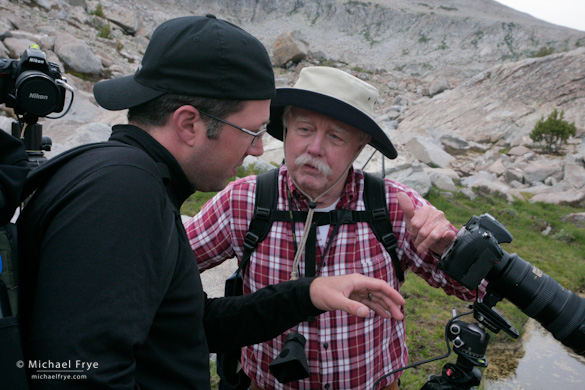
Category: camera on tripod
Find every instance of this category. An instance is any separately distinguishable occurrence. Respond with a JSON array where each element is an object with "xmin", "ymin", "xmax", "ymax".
[
  {"xmin": 439, "ymin": 213, "xmax": 585, "ymax": 356},
  {"xmin": 1, "ymin": 45, "xmax": 68, "ymax": 120},
  {"xmin": 375, "ymin": 213, "xmax": 584, "ymax": 390},
  {"xmin": 1, "ymin": 45, "xmax": 74, "ymax": 167}
]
